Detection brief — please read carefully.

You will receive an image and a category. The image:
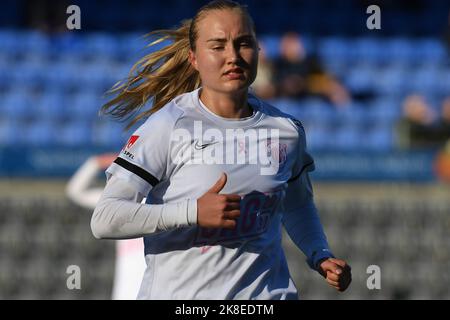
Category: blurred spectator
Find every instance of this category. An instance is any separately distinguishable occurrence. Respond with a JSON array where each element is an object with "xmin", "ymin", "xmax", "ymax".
[
  {"xmin": 435, "ymin": 97, "xmax": 450, "ymax": 143},
  {"xmin": 434, "ymin": 96, "xmax": 450, "ymax": 183},
  {"xmin": 397, "ymin": 94, "xmax": 438, "ymax": 149},
  {"xmin": 273, "ymin": 32, "xmax": 351, "ymax": 106},
  {"xmin": 434, "ymin": 140, "xmax": 450, "ymax": 183},
  {"xmin": 252, "ymin": 43, "xmax": 276, "ymax": 100}
]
